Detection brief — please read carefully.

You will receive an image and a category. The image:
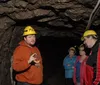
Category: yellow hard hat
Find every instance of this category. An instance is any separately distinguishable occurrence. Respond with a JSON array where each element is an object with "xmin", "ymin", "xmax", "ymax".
[
  {"xmin": 23, "ymin": 26, "xmax": 37, "ymax": 36},
  {"xmin": 81, "ymin": 30, "xmax": 97, "ymax": 41},
  {"xmin": 69, "ymin": 47, "xmax": 76, "ymax": 52}
]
